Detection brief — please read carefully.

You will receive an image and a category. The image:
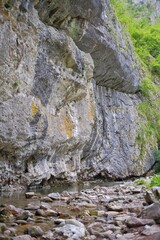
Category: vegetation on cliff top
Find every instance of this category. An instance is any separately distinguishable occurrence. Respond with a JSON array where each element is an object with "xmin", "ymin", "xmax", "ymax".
[{"xmin": 111, "ymin": 0, "xmax": 160, "ymax": 160}]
